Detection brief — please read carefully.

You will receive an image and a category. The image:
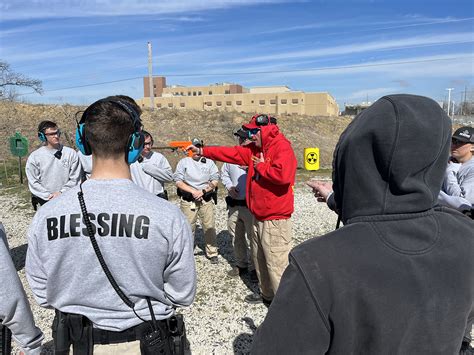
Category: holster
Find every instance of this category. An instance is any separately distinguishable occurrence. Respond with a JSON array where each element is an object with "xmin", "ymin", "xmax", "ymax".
[
  {"xmin": 31, "ymin": 194, "xmax": 47, "ymax": 211},
  {"xmin": 52, "ymin": 310, "xmax": 93, "ymax": 355},
  {"xmin": 166, "ymin": 314, "xmax": 188, "ymax": 355},
  {"xmin": 0, "ymin": 322, "xmax": 12, "ymax": 355},
  {"xmin": 177, "ymin": 188, "xmax": 194, "ymax": 202},
  {"xmin": 225, "ymin": 196, "xmax": 246, "ymax": 208},
  {"xmin": 157, "ymin": 190, "xmax": 169, "ymax": 200}
]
